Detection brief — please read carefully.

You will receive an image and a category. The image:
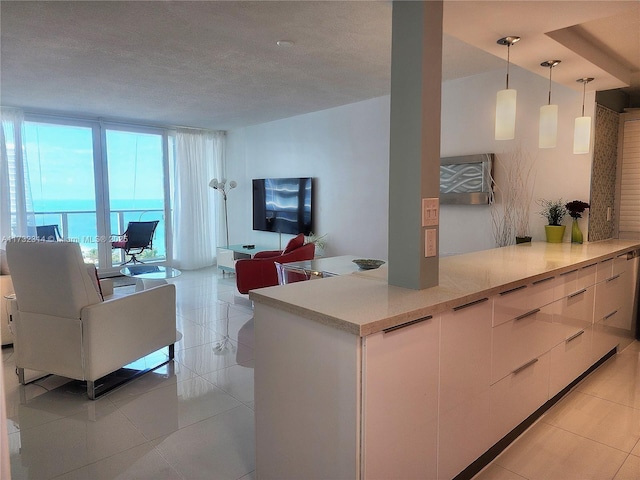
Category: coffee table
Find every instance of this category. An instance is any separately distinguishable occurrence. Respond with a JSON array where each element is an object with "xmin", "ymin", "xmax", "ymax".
[{"xmin": 120, "ymin": 265, "xmax": 181, "ymax": 291}]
